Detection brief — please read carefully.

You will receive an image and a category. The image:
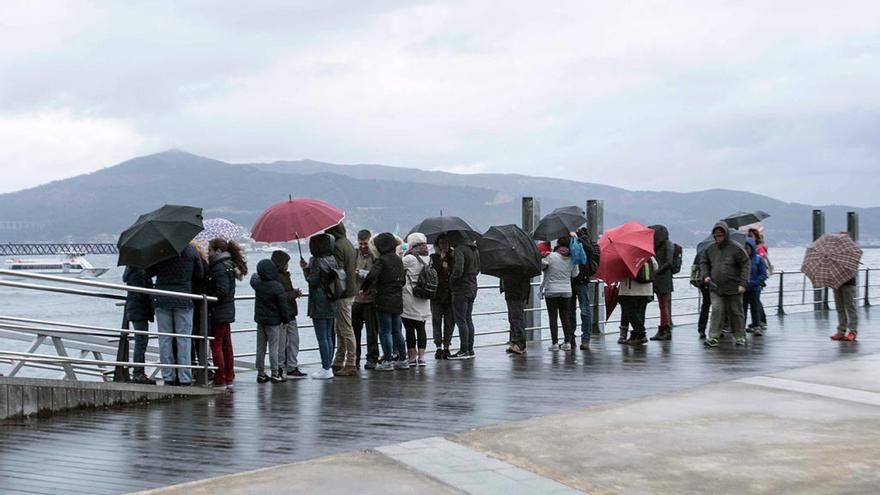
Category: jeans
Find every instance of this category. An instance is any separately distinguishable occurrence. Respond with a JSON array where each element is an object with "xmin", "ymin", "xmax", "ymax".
[
  {"xmin": 743, "ymin": 290, "xmax": 763, "ymax": 328},
  {"xmin": 452, "ymin": 294, "xmax": 476, "ymax": 353},
  {"xmin": 546, "ymin": 296, "xmax": 573, "ymax": 345},
  {"xmin": 709, "ymin": 293, "xmax": 745, "ymax": 339},
  {"xmin": 130, "ymin": 320, "xmax": 149, "ymax": 374},
  {"xmin": 210, "ymin": 322, "xmax": 235, "ymax": 385},
  {"xmin": 156, "ymin": 307, "xmax": 194, "ymax": 384},
  {"xmin": 431, "ymin": 300, "xmax": 455, "ymax": 349},
  {"xmin": 255, "ymin": 324, "xmax": 281, "ymax": 375},
  {"xmin": 833, "ymin": 285, "xmax": 858, "ymax": 333},
  {"xmin": 403, "ymin": 318, "xmax": 427, "ymax": 350},
  {"xmin": 506, "ymin": 297, "xmax": 526, "ymax": 348},
  {"xmin": 619, "ymin": 295, "xmax": 649, "ymax": 338},
  {"xmin": 377, "ymin": 311, "xmax": 405, "ymax": 360},
  {"xmin": 313, "ymin": 318, "xmax": 335, "ymax": 370},
  {"xmin": 332, "ymin": 297, "xmax": 356, "ymax": 367},
  {"xmin": 278, "ymin": 321, "xmax": 300, "ymax": 371},
  {"xmin": 697, "ymin": 285, "xmax": 711, "ymax": 333},
  {"xmin": 569, "ymin": 282, "xmax": 592, "ymax": 342},
  {"xmin": 353, "ymin": 301, "xmax": 379, "ymax": 365}
]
